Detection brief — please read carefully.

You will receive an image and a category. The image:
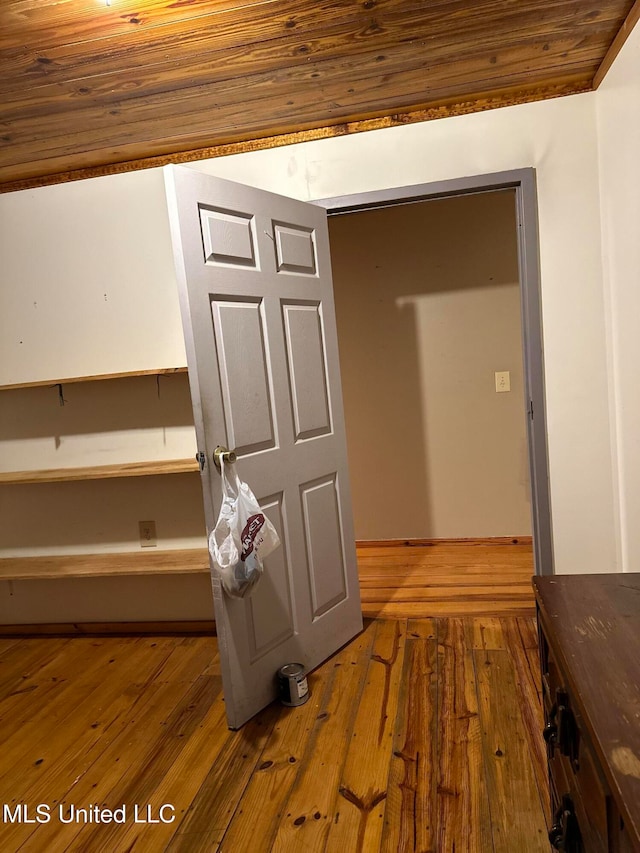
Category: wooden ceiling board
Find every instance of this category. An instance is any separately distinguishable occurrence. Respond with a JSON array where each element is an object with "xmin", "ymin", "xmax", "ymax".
[
  {"xmin": 1, "ymin": 26, "xmax": 611, "ymax": 134},
  {"xmin": 0, "ymin": 0, "xmax": 636, "ymax": 190},
  {"xmin": 1, "ymin": 0, "xmax": 621, "ymax": 105}
]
